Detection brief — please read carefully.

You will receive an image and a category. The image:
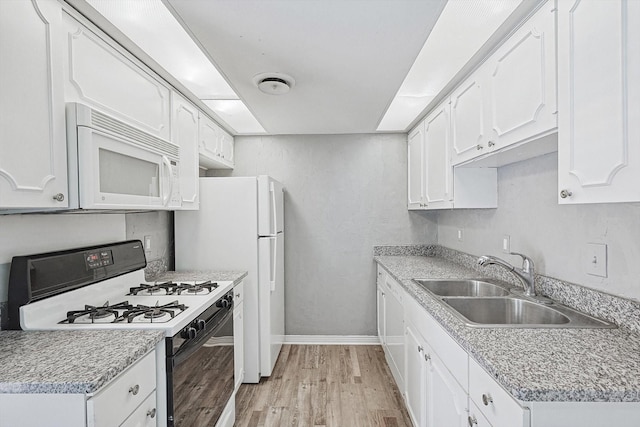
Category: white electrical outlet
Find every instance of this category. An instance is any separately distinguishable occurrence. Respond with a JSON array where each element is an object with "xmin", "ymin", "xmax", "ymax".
[
  {"xmin": 585, "ymin": 243, "xmax": 607, "ymax": 278},
  {"xmin": 457, "ymin": 229, "xmax": 464, "ymax": 242},
  {"xmin": 144, "ymin": 235, "xmax": 152, "ymax": 252},
  {"xmin": 502, "ymin": 235, "xmax": 511, "ymax": 253}
]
